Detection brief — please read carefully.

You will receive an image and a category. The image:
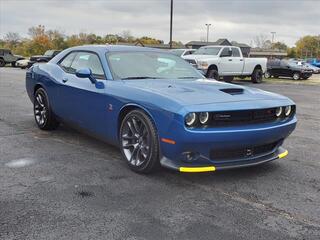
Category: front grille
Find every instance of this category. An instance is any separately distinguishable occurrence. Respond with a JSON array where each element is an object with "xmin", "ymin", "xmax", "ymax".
[
  {"xmin": 194, "ymin": 106, "xmax": 295, "ymax": 127},
  {"xmin": 210, "ymin": 141, "xmax": 280, "ymax": 160}
]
